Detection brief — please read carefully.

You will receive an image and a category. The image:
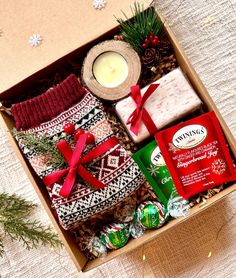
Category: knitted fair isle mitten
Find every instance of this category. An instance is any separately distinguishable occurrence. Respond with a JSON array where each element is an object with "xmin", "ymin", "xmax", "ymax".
[{"xmin": 12, "ymin": 74, "xmax": 145, "ymax": 230}]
